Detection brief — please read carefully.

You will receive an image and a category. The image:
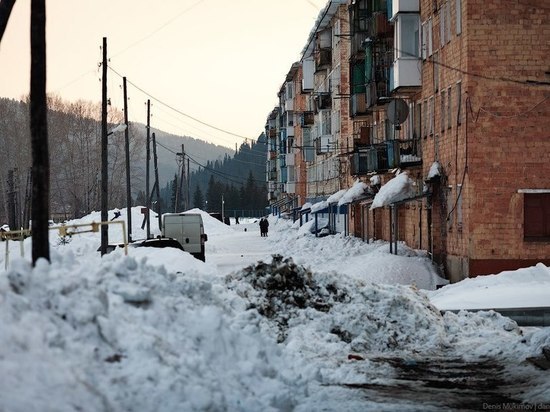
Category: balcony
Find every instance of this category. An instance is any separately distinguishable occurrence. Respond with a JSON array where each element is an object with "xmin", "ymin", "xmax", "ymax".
[
  {"xmin": 369, "ymin": 12, "xmax": 392, "ymax": 37},
  {"xmin": 269, "ymin": 150, "xmax": 277, "ymax": 160},
  {"xmin": 314, "ymin": 93, "xmax": 332, "ymax": 111},
  {"xmin": 389, "ymin": 59, "xmax": 421, "ymax": 91},
  {"xmin": 351, "ymin": 93, "xmax": 368, "ymax": 116},
  {"xmin": 268, "ymin": 169, "xmax": 277, "ymax": 181},
  {"xmin": 301, "ymin": 111, "xmax": 314, "ymax": 127},
  {"xmin": 389, "ymin": 0, "xmax": 420, "ymax": 21},
  {"xmin": 315, "ymin": 48, "xmax": 332, "ymax": 72},
  {"xmin": 268, "ymin": 128, "xmax": 277, "ymax": 138},
  {"xmin": 315, "ymin": 136, "xmax": 331, "ymax": 154},
  {"xmin": 286, "ymin": 126, "xmax": 295, "ymax": 137},
  {"xmin": 284, "ymin": 98, "xmax": 294, "ymax": 112},
  {"xmin": 350, "ymin": 139, "xmax": 421, "ymax": 175},
  {"xmin": 366, "ymin": 81, "xmax": 389, "ymax": 107},
  {"xmin": 285, "ymin": 152, "xmax": 295, "ymax": 167},
  {"xmin": 285, "ymin": 182, "xmax": 296, "ymax": 194}
]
